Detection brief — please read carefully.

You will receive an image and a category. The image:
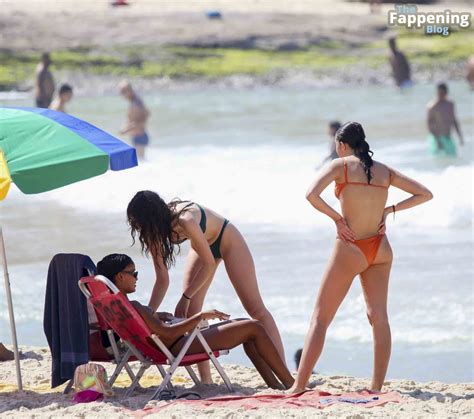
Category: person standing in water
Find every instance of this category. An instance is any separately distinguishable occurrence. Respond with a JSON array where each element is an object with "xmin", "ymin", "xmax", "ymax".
[
  {"xmin": 427, "ymin": 83, "xmax": 464, "ymax": 157},
  {"xmin": 467, "ymin": 56, "xmax": 474, "ymax": 90},
  {"xmin": 119, "ymin": 80, "xmax": 150, "ymax": 160},
  {"xmin": 35, "ymin": 52, "xmax": 55, "ymax": 108},
  {"xmin": 49, "ymin": 84, "xmax": 73, "ymax": 113},
  {"xmin": 319, "ymin": 121, "xmax": 341, "ymax": 167},
  {"xmin": 289, "ymin": 122, "xmax": 433, "ymax": 393},
  {"xmin": 388, "ymin": 37, "xmax": 411, "ymax": 89},
  {"xmin": 126, "ymin": 191, "xmax": 286, "ymax": 384}
]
